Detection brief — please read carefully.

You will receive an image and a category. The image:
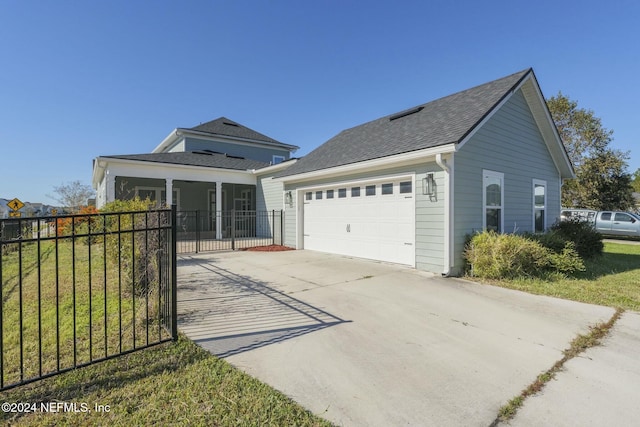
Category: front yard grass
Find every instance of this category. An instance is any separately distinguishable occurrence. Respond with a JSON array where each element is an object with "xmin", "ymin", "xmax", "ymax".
[
  {"xmin": 1, "ymin": 238, "xmax": 331, "ymax": 426},
  {"xmin": 0, "ymin": 335, "xmax": 331, "ymax": 426},
  {"xmin": 478, "ymin": 242, "xmax": 640, "ymax": 310}
]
